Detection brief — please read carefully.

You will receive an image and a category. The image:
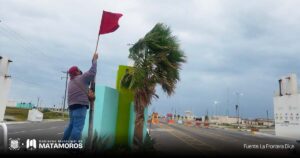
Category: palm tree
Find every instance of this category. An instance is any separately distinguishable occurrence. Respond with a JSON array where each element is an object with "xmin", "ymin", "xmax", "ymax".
[{"xmin": 121, "ymin": 23, "xmax": 186, "ymax": 145}]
